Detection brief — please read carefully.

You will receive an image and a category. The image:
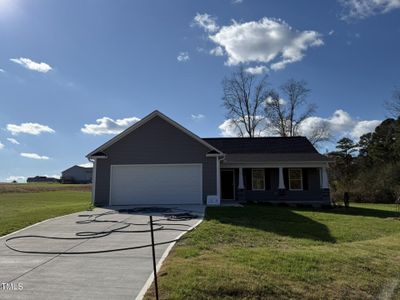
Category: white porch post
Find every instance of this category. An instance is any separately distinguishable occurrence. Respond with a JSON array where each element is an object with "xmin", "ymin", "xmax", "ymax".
[
  {"xmin": 321, "ymin": 166, "xmax": 329, "ymax": 189},
  {"xmin": 238, "ymin": 167, "xmax": 245, "ymax": 189},
  {"xmin": 216, "ymin": 157, "xmax": 221, "ymax": 201},
  {"xmin": 278, "ymin": 167, "xmax": 285, "ymax": 189}
]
